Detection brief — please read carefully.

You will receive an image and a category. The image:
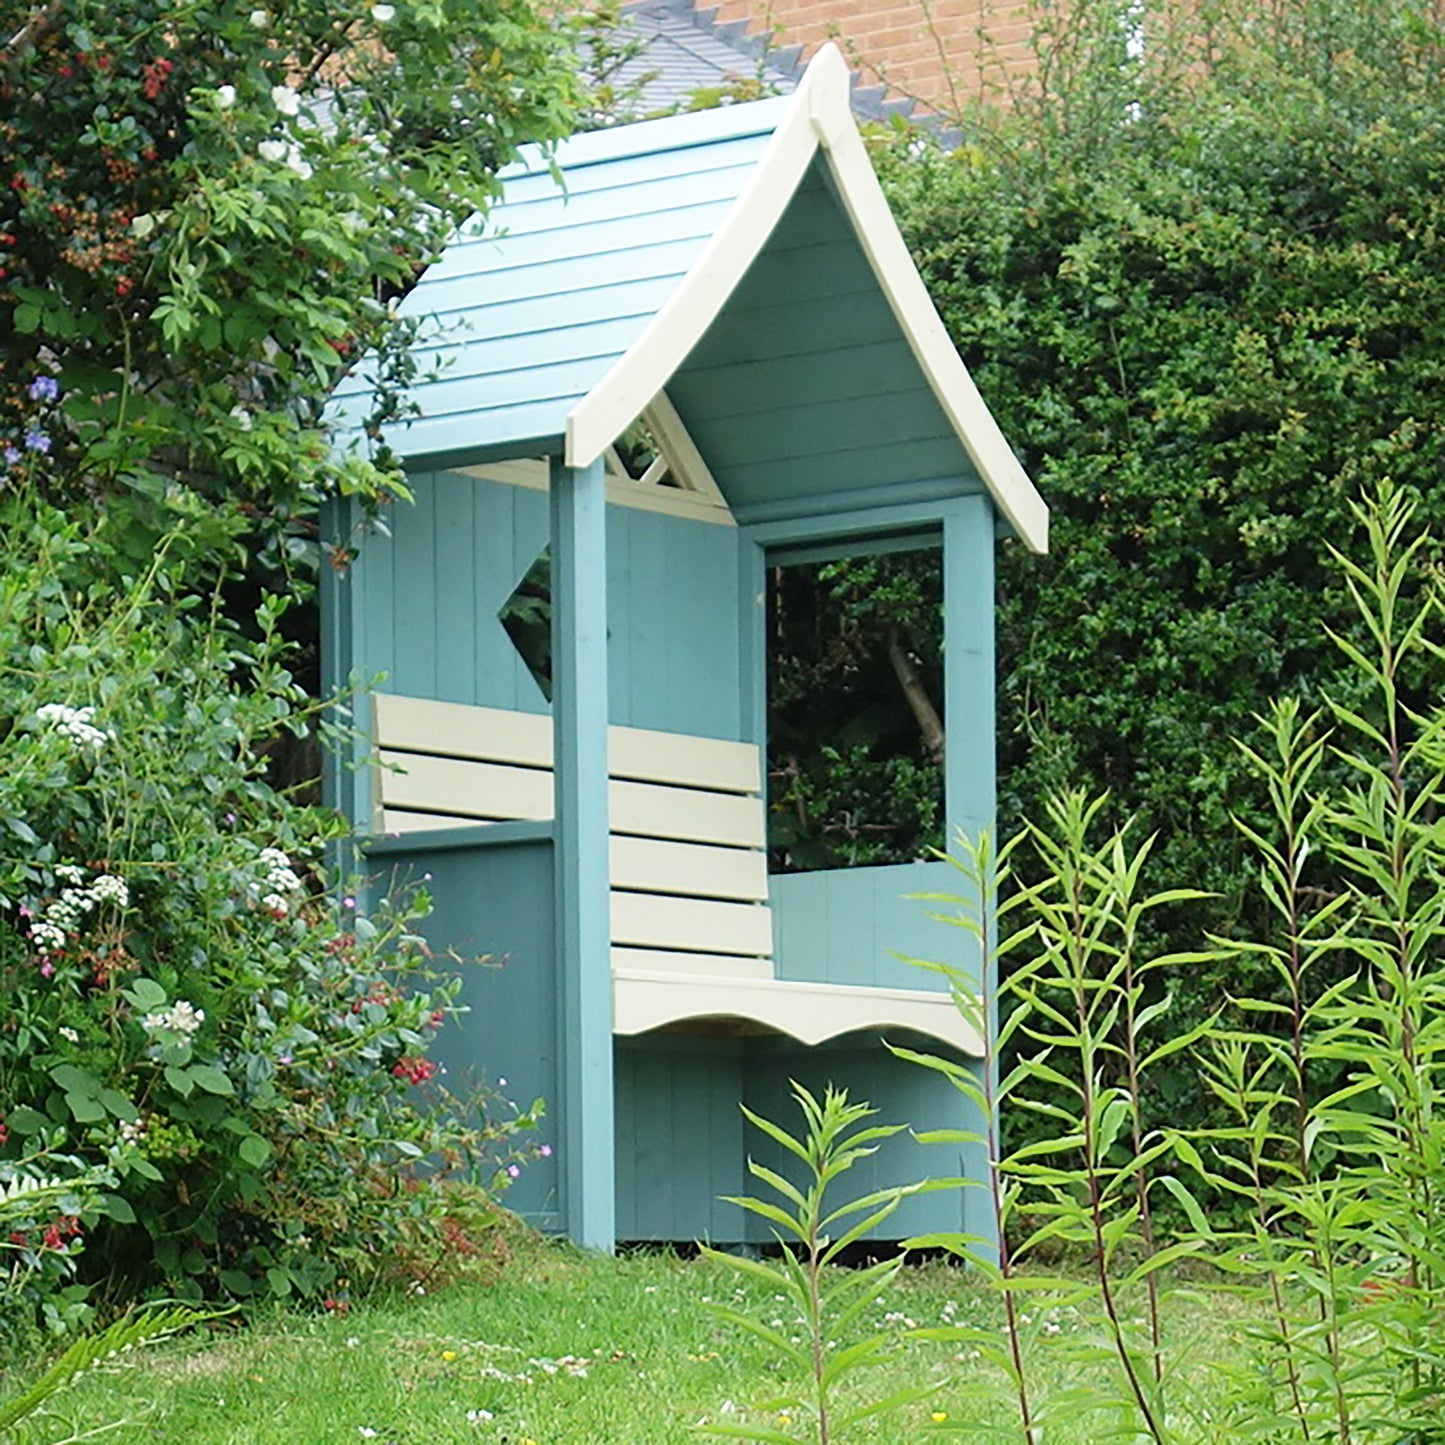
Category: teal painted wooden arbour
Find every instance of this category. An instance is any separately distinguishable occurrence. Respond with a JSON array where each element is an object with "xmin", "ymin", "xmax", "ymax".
[{"xmin": 322, "ymin": 45, "xmax": 1048, "ymax": 1252}]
